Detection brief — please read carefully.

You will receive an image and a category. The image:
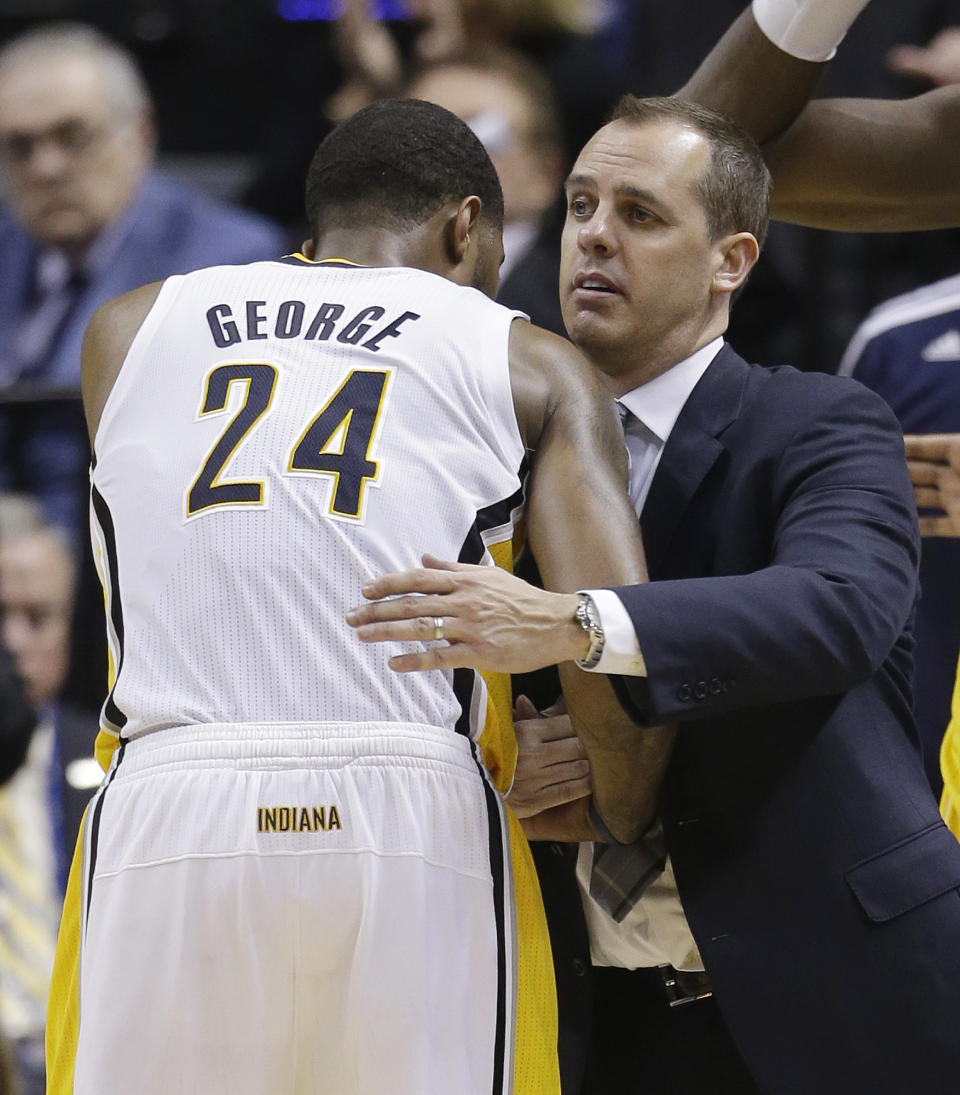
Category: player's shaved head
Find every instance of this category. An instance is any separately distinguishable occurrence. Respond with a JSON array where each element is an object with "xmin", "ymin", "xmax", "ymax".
[{"xmin": 305, "ymin": 98, "xmax": 504, "ymax": 241}]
